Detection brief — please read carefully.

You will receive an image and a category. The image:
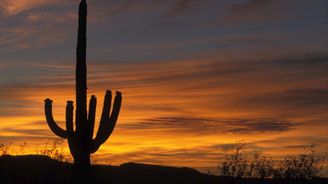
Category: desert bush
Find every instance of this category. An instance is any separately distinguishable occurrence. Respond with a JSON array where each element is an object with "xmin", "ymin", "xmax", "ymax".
[
  {"xmin": 10, "ymin": 142, "xmax": 27, "ymax": 155},
  {"xmin": 218, "ymin": 143, "xmax": 326, "ymax": 179},
  {"xmin": 217, "ymin": 141, "xmax": 248, "ymax": 178},
  {"xmin": 1, "ymin": 139, "xmax": 69, "ymax": 162},
  {"xmin": 273, "ymin": 146, "xmax": 323, "ymax": 179},
  {"xmin": 0, "ymin": 142, "xmax": 12, "ymax": 156},
  {"xmin": 35, "ymin": 138, "xmax": 65, "ymax": 161},
  {"xmin": 248, "ymin": 152, "xmax": 274, "ymax": 178}
]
